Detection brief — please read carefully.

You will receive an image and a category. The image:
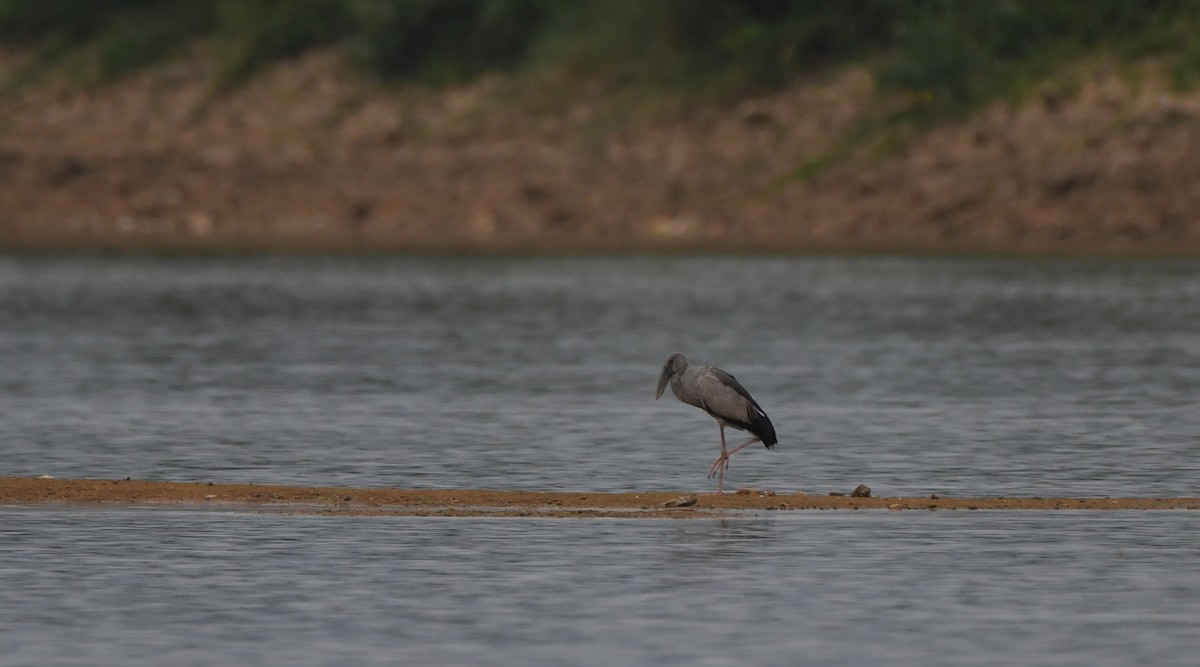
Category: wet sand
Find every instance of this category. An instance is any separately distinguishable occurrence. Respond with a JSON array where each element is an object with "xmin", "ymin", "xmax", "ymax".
[{"xmin": 3, "ymin": 477, "xmax": 1197, "ymax": 518}]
